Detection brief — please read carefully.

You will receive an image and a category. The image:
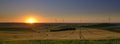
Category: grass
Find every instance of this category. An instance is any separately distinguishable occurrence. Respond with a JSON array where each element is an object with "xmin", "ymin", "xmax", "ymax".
[
  {"xmin": 0, "ymin": 23, "xmax": 119, "ymax": 44},
  {"xmin": 0, "ymin": 39, "xmax": 120, "ymax": 44}
]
